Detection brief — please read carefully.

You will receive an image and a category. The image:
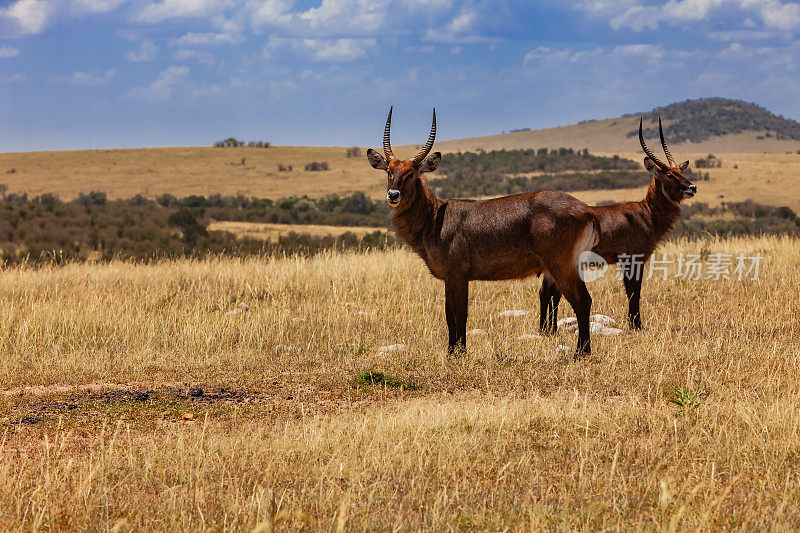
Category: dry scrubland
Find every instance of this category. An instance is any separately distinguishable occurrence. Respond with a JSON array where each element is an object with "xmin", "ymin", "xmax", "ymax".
[
  {"xmin": 207, "ymin": 221, "xmax": 387, "ymax": 241},
  {"xmin": 0, "ymin": 235, "xmax": 799, "ymax": 529},
  {"xmin": 4, "ymin": 143, "xmax": 800, "ymax": 213},
  {"xmin": 0, "ymin": 146, "xmax": 386, "ymax": 202}
]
